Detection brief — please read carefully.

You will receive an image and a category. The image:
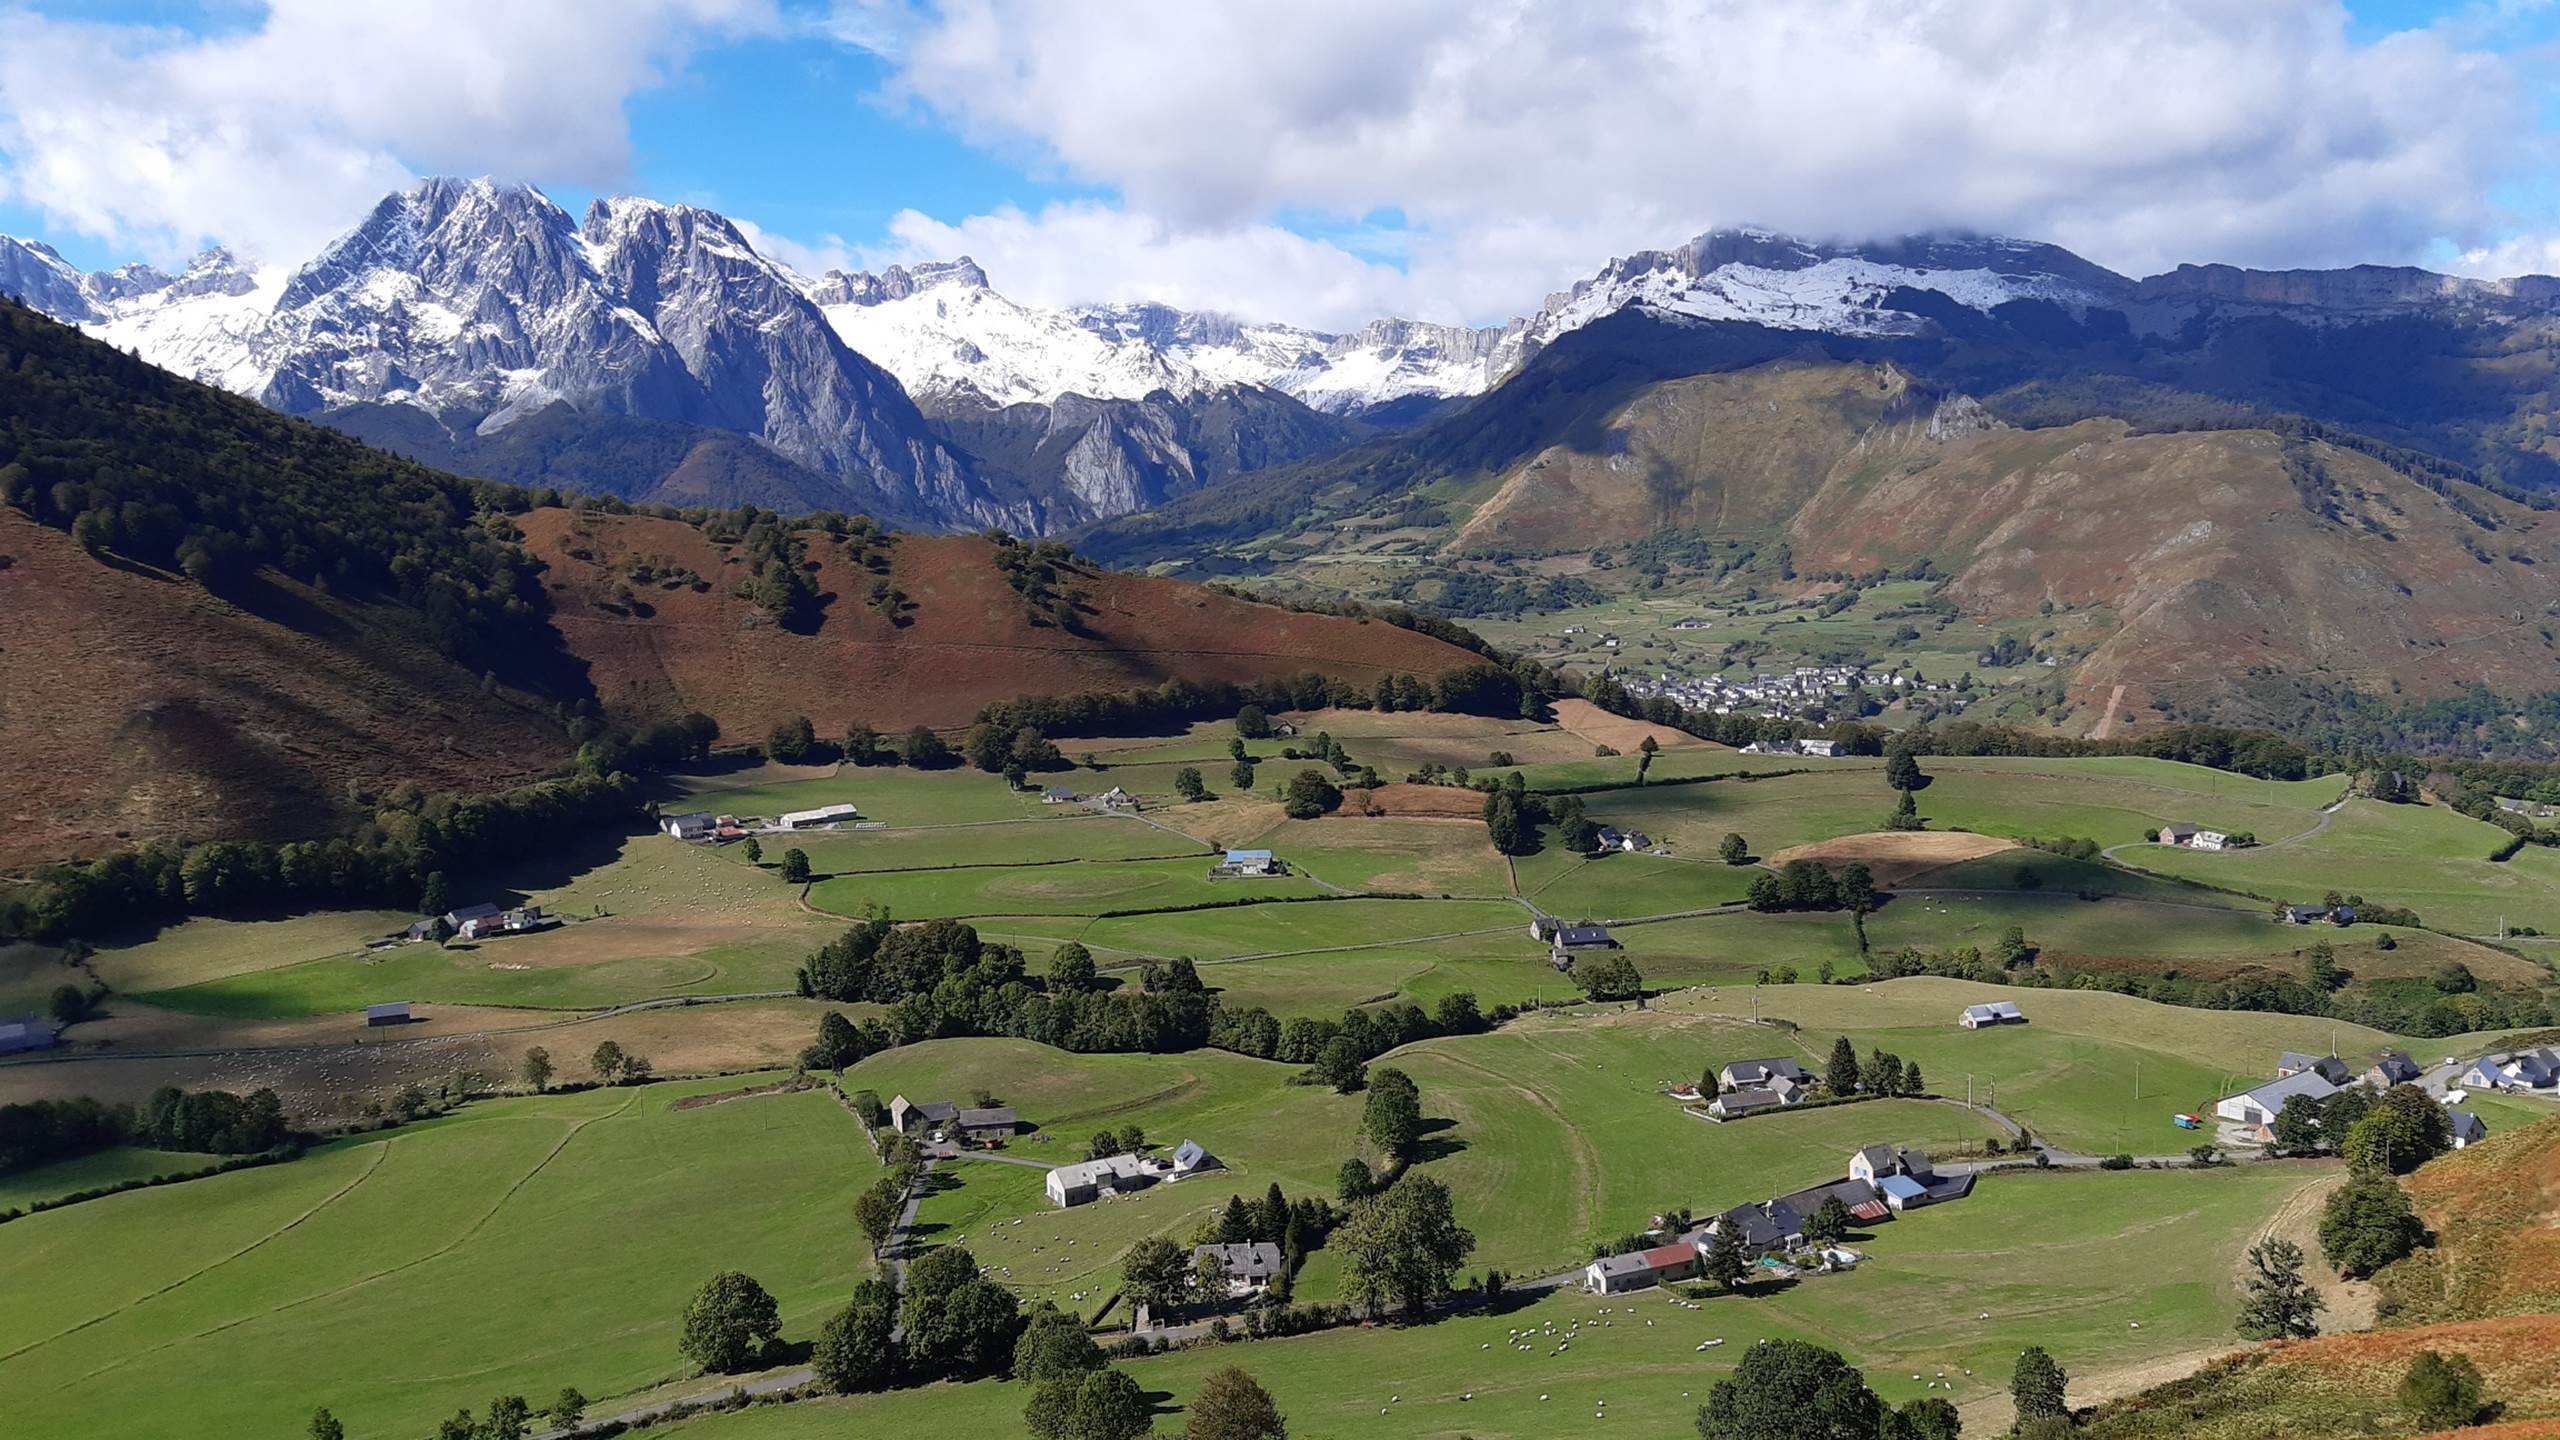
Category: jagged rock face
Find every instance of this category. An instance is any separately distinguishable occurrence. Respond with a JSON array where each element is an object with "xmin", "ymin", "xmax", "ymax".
[
  {"xmin": 0, "ymin": 236, "xmax": 96, "ymax": 321},
  {"xmin": 17, "ymin": 178, "xmax": 1015, "ymax": 530}
]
